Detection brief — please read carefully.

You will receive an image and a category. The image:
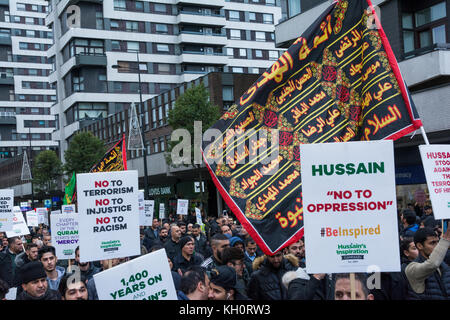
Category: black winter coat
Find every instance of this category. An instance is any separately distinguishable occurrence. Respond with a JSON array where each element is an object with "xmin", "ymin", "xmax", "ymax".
[
  {"xmin": 16, "ymin": 288, "xmax": 61, "ymax": 300},
  {"xmin": 406, "ymin": 254, "xmax": 450, "ymax": 300},
  {"xmin": 247, "ymin": 254, "xmax": 298, "ymax": 300},
  {"xmin": 0, "ymin": 250, "xmax": 17, "ymax": 287},
  {"xmin": 288, "ymin": 273, "xmax": 334, "ymax": 300}
]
